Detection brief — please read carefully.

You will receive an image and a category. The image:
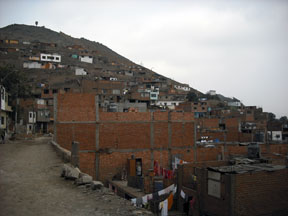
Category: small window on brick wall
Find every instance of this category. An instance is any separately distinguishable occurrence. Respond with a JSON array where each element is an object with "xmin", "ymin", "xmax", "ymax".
[
  {"xmin": 219, "ymin": 123, "xmax": 226, "ymax": 130},
  {"xmin": 207, "ymin": 171, "xmax": 221, "ymax": 198},
  {"xmin": 43, "ymin": 89, "xmax": 49, "ymax": 94}
]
